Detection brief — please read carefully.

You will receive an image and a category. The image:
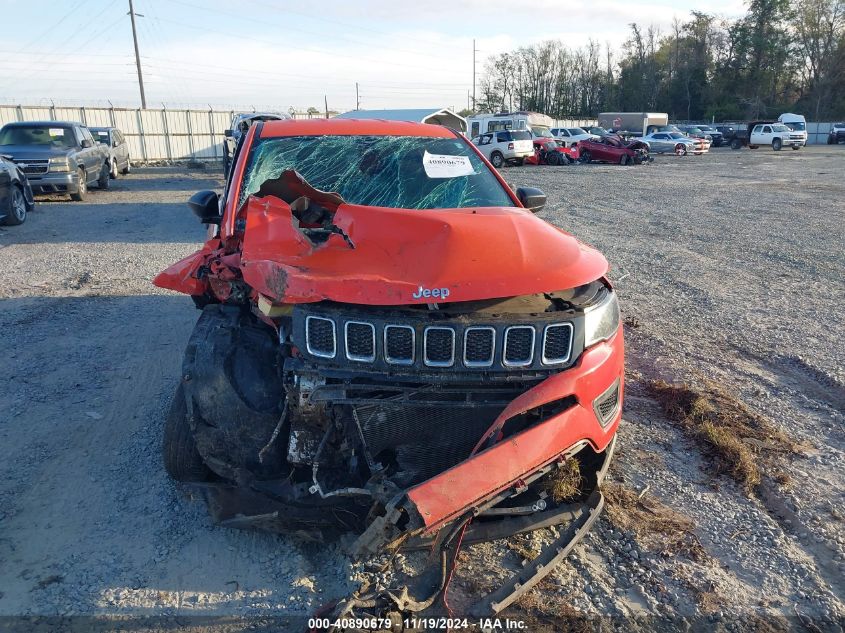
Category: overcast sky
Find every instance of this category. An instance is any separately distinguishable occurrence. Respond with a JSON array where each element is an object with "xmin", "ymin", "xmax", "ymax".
[{"xmin": 0, "ymin": 0, "xmax": 747, "ymax": 112}]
